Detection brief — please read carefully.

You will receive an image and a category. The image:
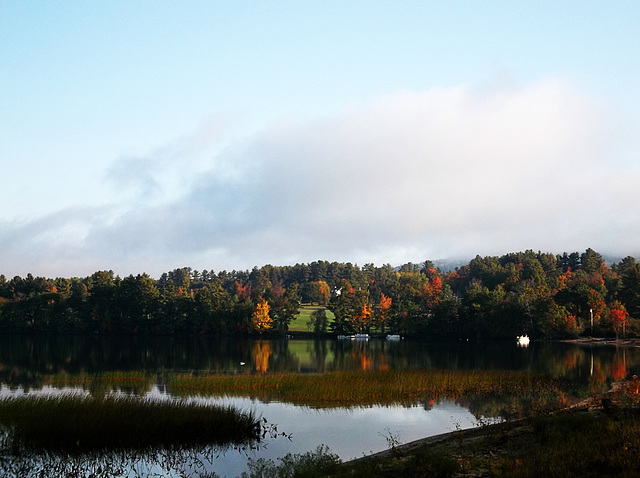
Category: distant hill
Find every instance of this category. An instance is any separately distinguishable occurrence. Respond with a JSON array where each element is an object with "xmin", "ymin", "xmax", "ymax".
[
  {"xmin": 602, "ymin": 254, "xmax": 624, "ymax": 266},
  {"xmin": 396, "ymin": 253, "xmax": 635, "ymax": 273},
  {"xmin": 394, "ymin": 257, "xmax": 471, "ymax": 273},
  {"xmin": 431, "ymin": 257, "xmax": 471, "ymax": 271}
]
